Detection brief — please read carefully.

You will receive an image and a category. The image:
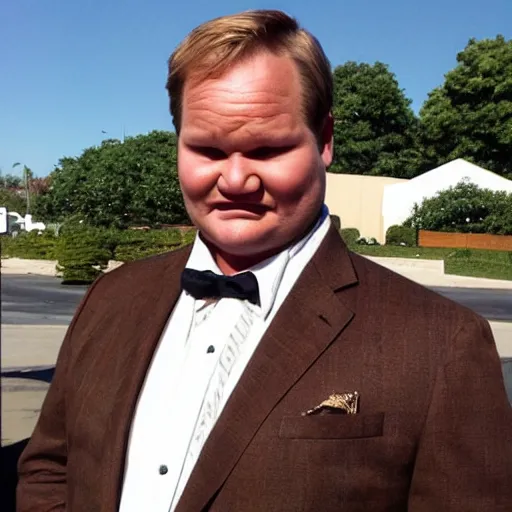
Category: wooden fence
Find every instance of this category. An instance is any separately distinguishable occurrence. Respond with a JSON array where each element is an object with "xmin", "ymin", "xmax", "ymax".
[{"xmin": 418, "ymin": 230, "xmax": 512, "ymax": 251}]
